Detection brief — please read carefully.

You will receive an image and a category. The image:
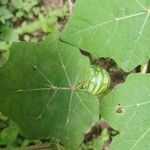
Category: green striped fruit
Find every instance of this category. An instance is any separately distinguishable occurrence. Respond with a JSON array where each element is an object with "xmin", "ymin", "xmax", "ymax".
[{"xmin": 78, "ymin": 65, "xmax": 110, "ymax": 96}]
